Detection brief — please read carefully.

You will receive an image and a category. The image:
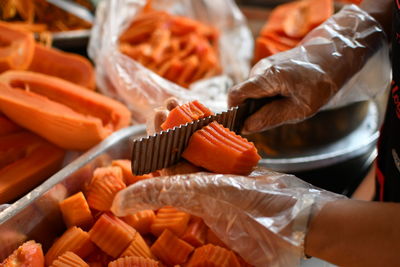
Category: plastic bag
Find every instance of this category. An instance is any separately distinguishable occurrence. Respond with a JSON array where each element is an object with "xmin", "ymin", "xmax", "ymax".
[
  {"xmin": 88, "ymin": 0, "xmax": 253, "ymax": 123},
  {"xmin": 112, "ymin": 167, "xmax": 345, "ymax": 267}
]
